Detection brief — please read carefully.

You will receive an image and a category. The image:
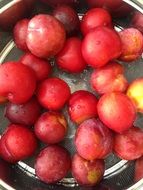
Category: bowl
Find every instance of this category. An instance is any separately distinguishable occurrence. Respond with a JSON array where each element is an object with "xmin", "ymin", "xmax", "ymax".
[{"xmin": 0, "ymin": 0, "xmax": 143, "ymax": 189}]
